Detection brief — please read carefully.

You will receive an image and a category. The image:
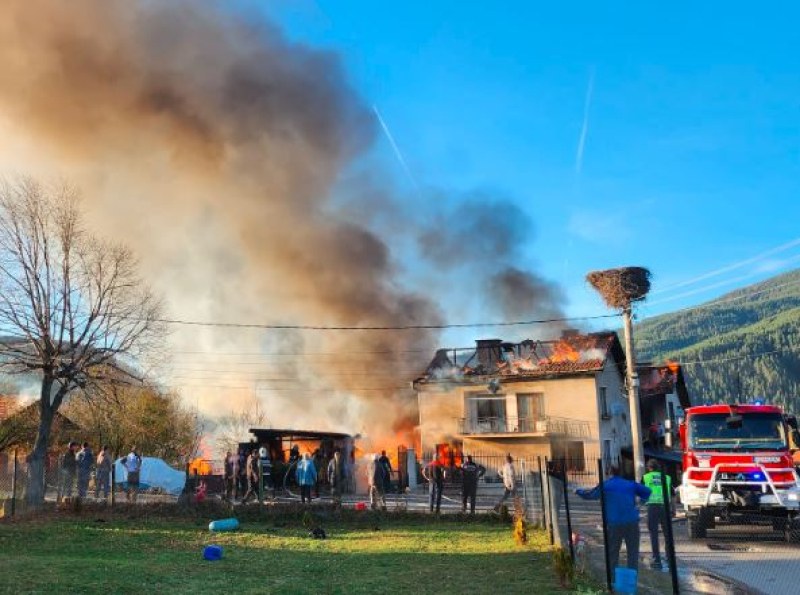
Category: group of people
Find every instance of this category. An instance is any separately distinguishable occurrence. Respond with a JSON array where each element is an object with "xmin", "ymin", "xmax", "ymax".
[
  {"xmin": 577, "ymin": 458, "xmax": 673, "ymax": 572},
  {"xmin": 422, "ymin": 453, "xmax": 497, "ymax": 514},
  {"xmin": 222, "ymin": 447, "xmax": 274, "ymax": 504},
  {"xmin": 59, "ymin": 441, "xmax": 142, "ymax": 503}
]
